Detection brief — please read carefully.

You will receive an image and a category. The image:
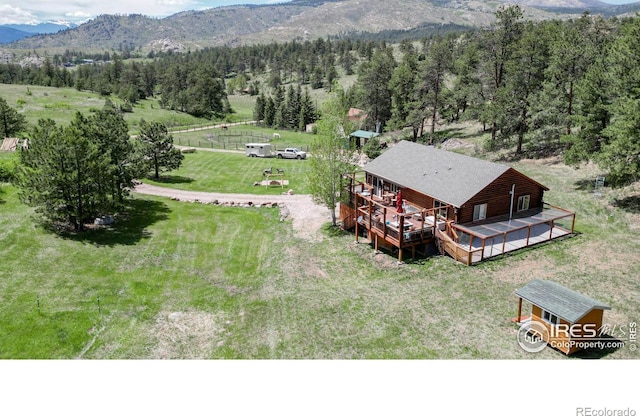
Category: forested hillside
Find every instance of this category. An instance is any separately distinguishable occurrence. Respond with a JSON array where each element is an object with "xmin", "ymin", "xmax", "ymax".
[{"xmin": 2, "ymin": 6, "xmax": 640, "ymax": 184}]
